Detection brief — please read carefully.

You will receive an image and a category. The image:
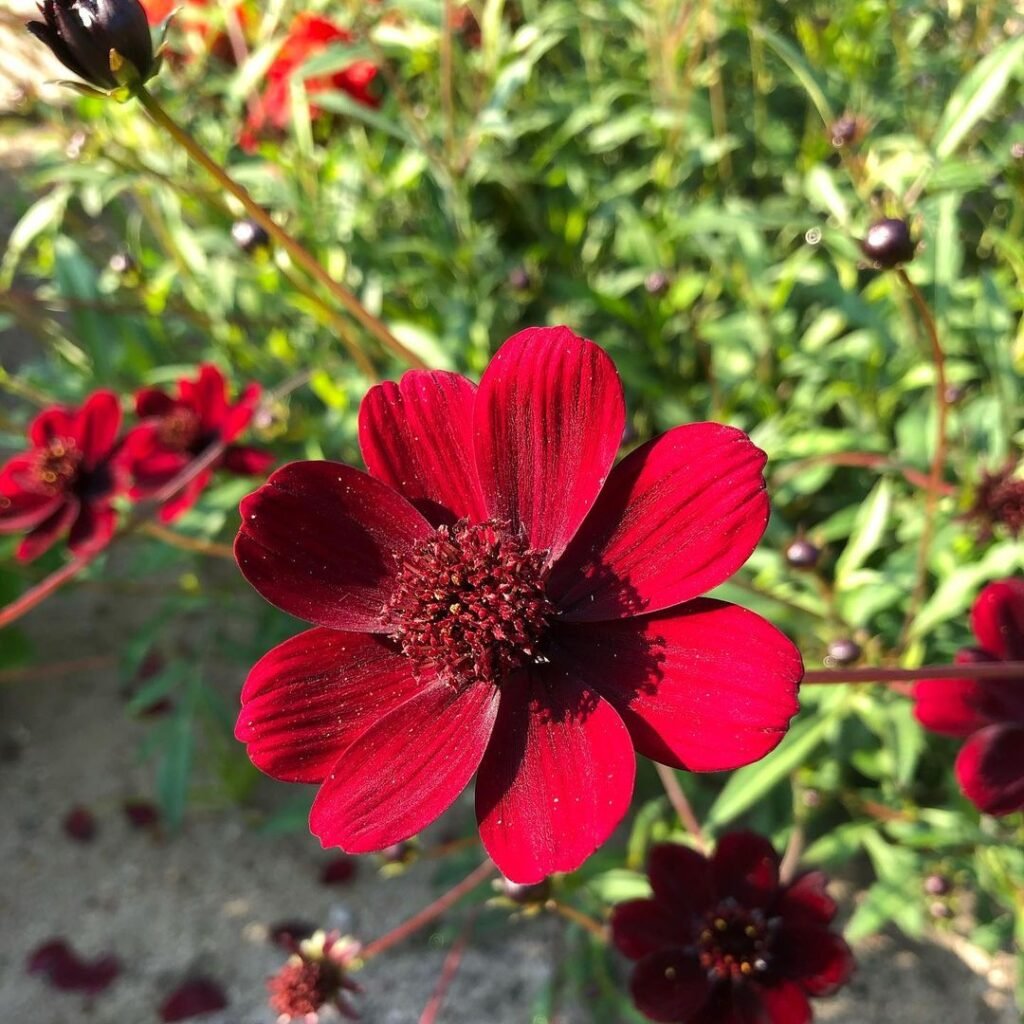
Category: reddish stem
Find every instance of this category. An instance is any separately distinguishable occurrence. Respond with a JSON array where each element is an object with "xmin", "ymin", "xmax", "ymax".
[
  {"xmin": 774, "ymin": 451, "xmax": 957, "ymax": 496},
  {"xmin": 418, "ymin": 907, "xmax": 478, "ymax": 1024},
  {"xmin": 654, "ymin": 762, "xmax": 706, "ymax": 851},
  {"xmin": 804, "ymin": 661, "xmax": 1024, "ymax": 684}
]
